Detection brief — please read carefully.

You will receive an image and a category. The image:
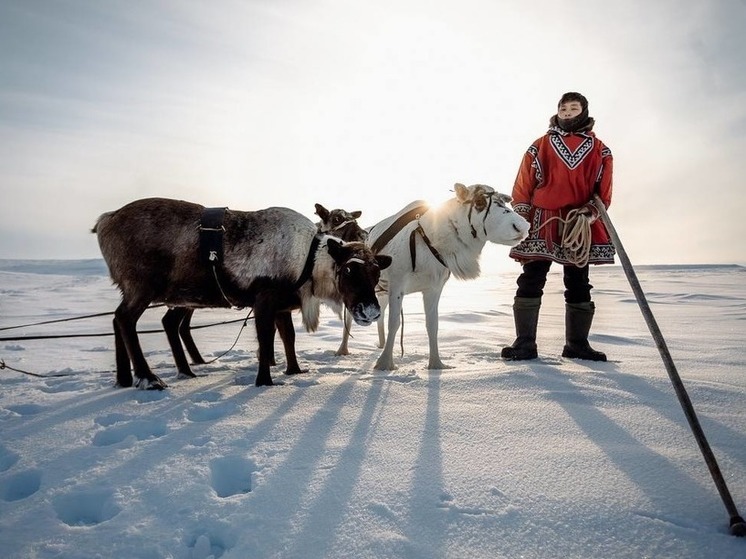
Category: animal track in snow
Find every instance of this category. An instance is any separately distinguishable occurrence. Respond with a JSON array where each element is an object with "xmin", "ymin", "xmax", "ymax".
[
  {"xmin": 92, "ymin": 418, "xmax": 168, "ymax": 447},
  {"xmin": 186, "ymin": 533, "xmax": 228, "ymax": 559},
  {"xmin": 192, "ymin": 391, "xmax": 222, "ymax": 403},
  {"xmin": 0, "ymin": 469, "xmax": 41, "ymax": 501},
  {"xmin": 210, "ymin": 456, "xmax": 256, "ymax": 498},
  {"xmin": 94, "ymin": 413, "xmax": 132, "ymax": 427},
  {"xmin": 53, "ymin": 487, "xmax": 122, "ymax": 526},
  {"xmin": 358, "ymin": 371, "xmax": 421, "ymax": 384},
  {"xmin": 6, "ymin": 403, "xmax": 46, "ymax": 416},
  {"xmin": 38, "ymin": 379, "xmax": 85, "ymax": 394},
  {"xmin": 186, "ymin": 401, "xmax": 236, "ymax": 423},
  {"xmin": 0, "ymin": 443, "xmax": 19, "ymax": 472}
]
